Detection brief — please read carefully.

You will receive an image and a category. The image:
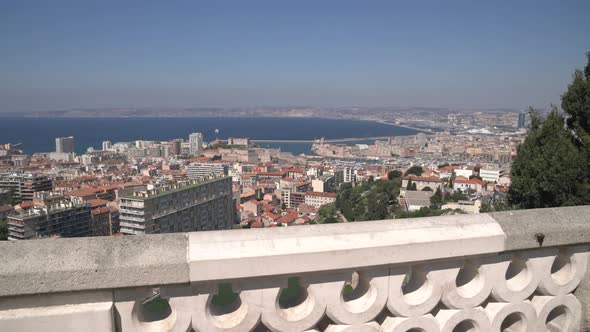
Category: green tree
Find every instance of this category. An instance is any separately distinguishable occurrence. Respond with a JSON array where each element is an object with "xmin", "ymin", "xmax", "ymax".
[
  {"xmin": 509, "ymin": 53, "xmax": 590, "ymax": 209},
  {"xmin": 406, "ymin": 179, "xmax": 413, "ymax": 190},
  {"xmin": 562, "ymin": 52, "xmax": 590, "ymax": 142},
  {"xmin": 509, "ymin": 108, "xmax": 589, "ymax": 208},
  {"xmin": 0, "ymin": 220, "xmax": 8, "ymax": 241},
  {"xmin": 404, "ymin": 166, "xmax": 423, "ymax": 177},
  {"xmin": 430, "ymin": 186, "xmax": 443, "ymax": 209},
  {"xmin": 388, "ymin": 170, "xmax": 402, "ymax": 180}
]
